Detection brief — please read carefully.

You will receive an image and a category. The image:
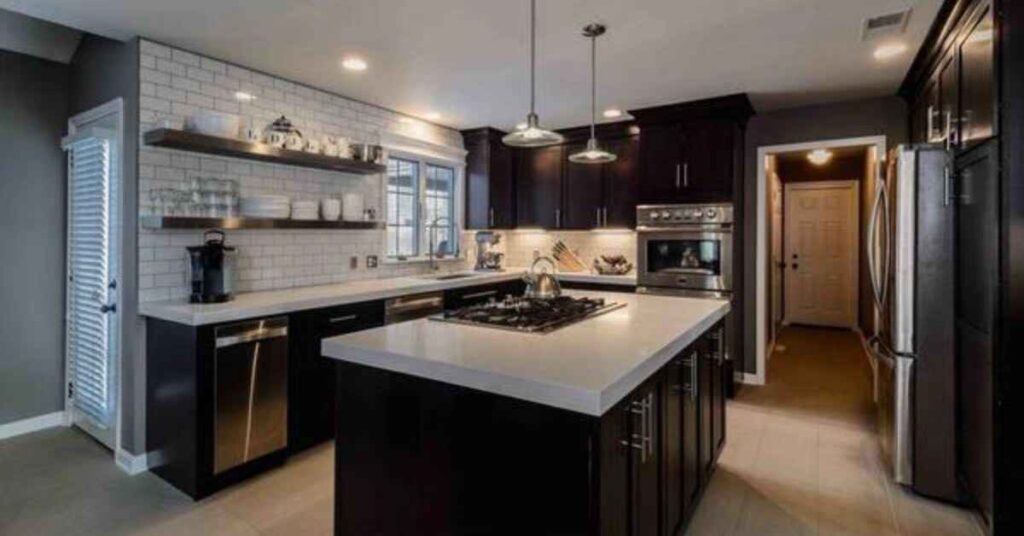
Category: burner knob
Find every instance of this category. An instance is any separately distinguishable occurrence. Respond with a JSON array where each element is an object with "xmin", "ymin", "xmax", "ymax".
[
  {"xmin": 649, "ymin": 211, "xmax": 660, "ymax": 220},
  {"xmin": 704, "ymin": 208, "xmax": 718, "ymax": 220},
  {"xmin": 673, "ymin": 210, "xmax": 685, "ymax": 220},
  {"xmin": 660, "ymin": 210, "xmax": 671, "ymax": 220}
]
